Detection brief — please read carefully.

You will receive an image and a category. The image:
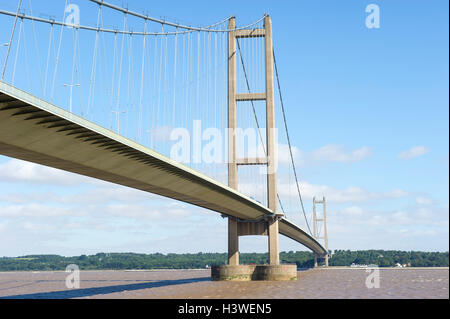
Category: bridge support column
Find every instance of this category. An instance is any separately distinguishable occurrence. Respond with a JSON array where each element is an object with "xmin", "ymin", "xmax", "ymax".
[
  {"xmin": 227, "ymin": 16, "xmax": 239, "ymax": 267},
  {"xmin": 268, "ymin": 217, "xmax": 279, "ymax": 265},
  {"xmin": 265, "ymin": 15, "xmax": 280, "ymax": 266},
  {"xmin": 228, "ymin": 218, "xmax": 239, "ymax": 266},
  {"xmin": 314, "ymin": 253, "xmax": 329, "ymax": 268}
]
